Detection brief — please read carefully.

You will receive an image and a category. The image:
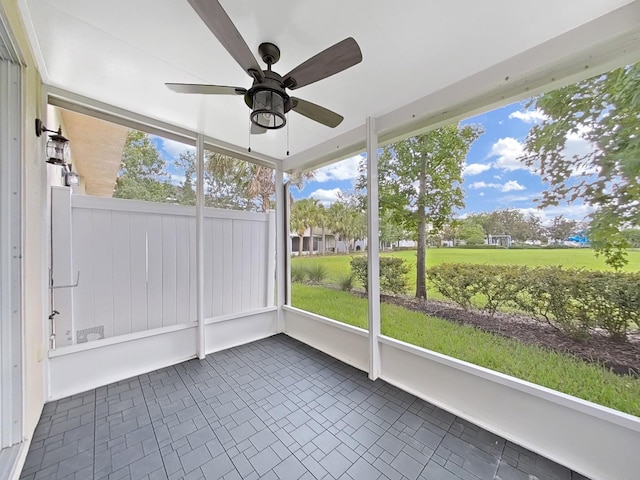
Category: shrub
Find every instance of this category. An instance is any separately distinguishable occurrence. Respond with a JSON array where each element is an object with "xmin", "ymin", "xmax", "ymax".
[
  {"xmin": 305, "ymin": 263, "xmax": 328, "ymax": 284},
  {"xmin": 350, "ymin": 256, "xmax": 410, "ymax": 294},
  {"xmin": 337, "ymin": 273, "xmax": 355, "ymax": 292},
  {"xmin": 291, "ymin": 264, "xmax": 307, "ymax": 283},
  {"xmin": 473, "ymin": 264, "xmax": 527, "ymax": 316},
  {"xmin": 514, "ymin": 267, "xmax": 593, "ymax": 340},
  {"xmin": 427, "ymin": 263, "xmax": 478, "ymax": 310},
  {"xmin": 580, "ymin": 271, "xmax": 640, "ymax": 341}
]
